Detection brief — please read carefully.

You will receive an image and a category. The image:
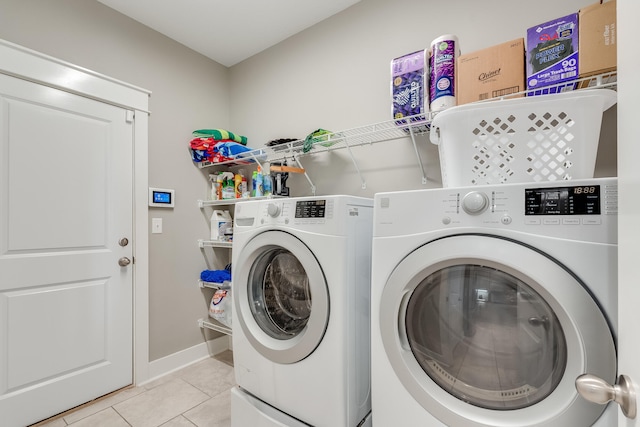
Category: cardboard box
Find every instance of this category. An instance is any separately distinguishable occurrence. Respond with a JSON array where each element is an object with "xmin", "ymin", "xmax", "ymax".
[
  {"xmin": 579, "ymin": 0, "xmax": 616, "ymax": 77},
  {"xmin": 457, "ymin": 38, "xmax": 525, "ymax": 105},
  {"xmin": 526, "ymin": 13, "xmax": 579, "ymax": 95}
]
